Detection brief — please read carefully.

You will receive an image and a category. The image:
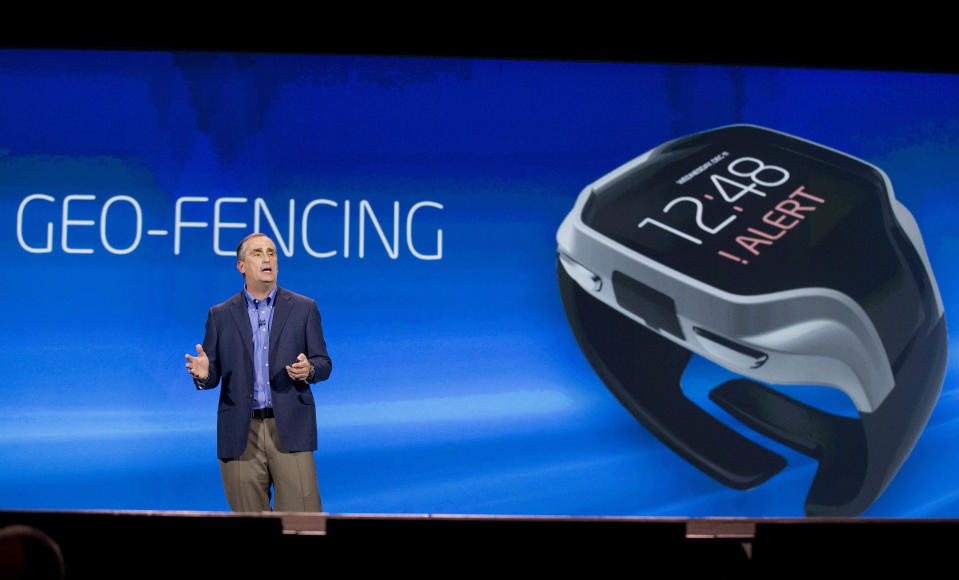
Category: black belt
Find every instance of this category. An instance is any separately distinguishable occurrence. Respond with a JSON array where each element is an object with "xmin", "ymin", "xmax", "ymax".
[{"xmin": 252, "ymin": 408, "xmax": 275, "ymax": 420}]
